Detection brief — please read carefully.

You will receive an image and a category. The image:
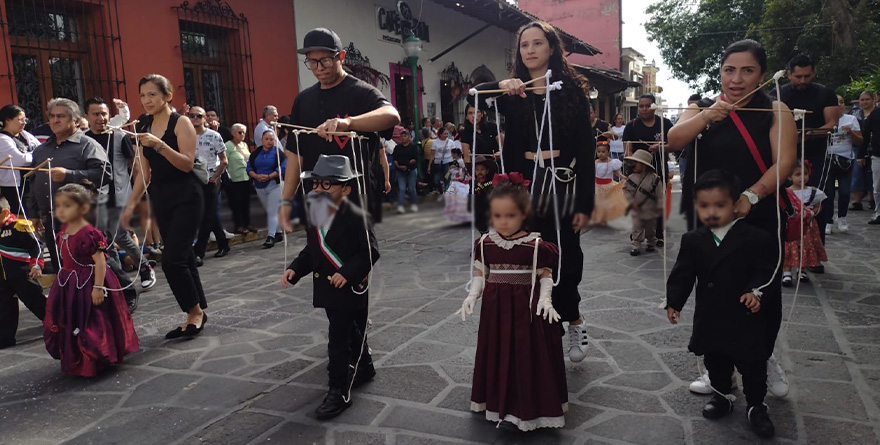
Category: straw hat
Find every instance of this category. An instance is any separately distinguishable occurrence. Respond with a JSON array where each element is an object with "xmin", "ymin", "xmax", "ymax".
[{"xmin": 623, "ymin": 150, "xmax": 655, "ymax": 171}]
